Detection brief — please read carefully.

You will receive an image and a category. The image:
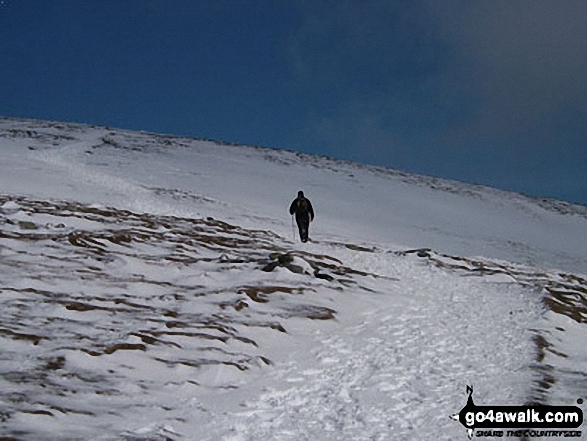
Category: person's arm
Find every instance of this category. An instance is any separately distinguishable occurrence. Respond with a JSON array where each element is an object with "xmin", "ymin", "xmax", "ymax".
[
  {"xmin": 308, "ymin": 201, "xmax": 315, "ymax": 221},
  {"xmin": 289, "ymin": 200, "xmax": 297, "ymax": 215}
]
